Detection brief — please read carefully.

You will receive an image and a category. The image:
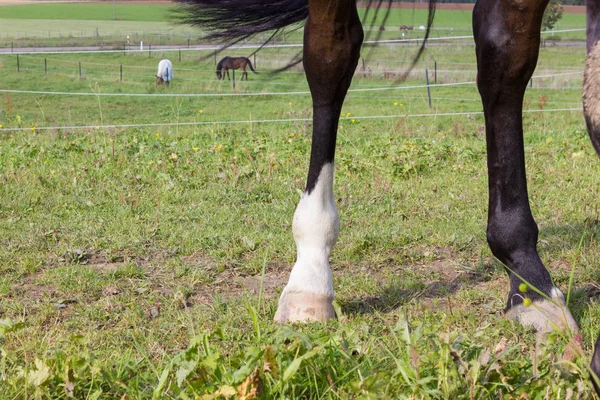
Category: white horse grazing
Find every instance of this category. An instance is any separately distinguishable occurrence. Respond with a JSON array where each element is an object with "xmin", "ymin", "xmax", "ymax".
[{"xmin": 156, "ymin": 59, "xmax": 173, "ymax": 85}]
